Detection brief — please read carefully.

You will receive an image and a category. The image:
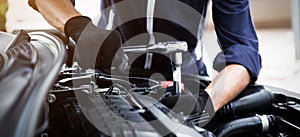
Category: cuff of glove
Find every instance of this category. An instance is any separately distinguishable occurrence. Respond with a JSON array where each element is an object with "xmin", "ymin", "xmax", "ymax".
[
  {"xmin": 64, "ymin": 16, "xmax": 92, "ymax": 42},
  {"xmin": 196, "ymin": 90, "xmax": 214, "ymax": 115}
]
